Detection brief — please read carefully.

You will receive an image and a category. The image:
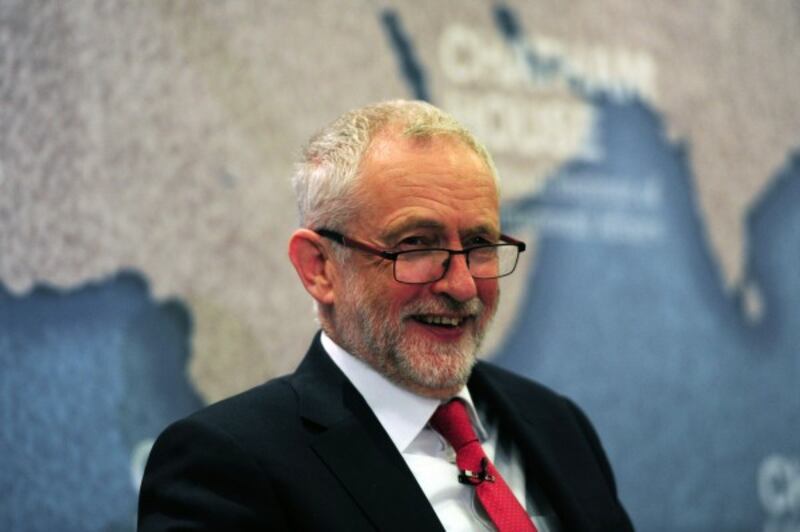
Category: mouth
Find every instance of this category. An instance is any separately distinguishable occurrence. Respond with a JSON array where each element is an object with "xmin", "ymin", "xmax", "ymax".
[
  {"xmin": 403, "ymin": 298, "xmax": 485, "ymax": 340},
  {"xmin": 411, "ymin": 314, "xmax": 472, "ymax": 329}
]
